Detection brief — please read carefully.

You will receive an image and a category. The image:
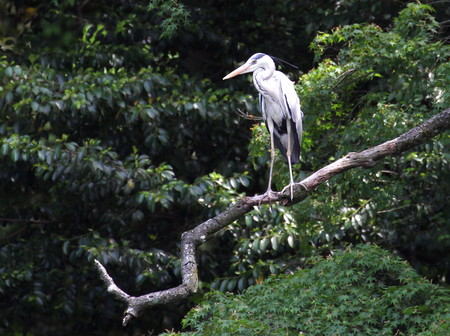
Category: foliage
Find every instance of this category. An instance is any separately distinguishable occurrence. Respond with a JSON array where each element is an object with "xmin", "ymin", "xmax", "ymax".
[
  {"xmin": 220, "ymin": 2, "xmax": 450, "ymax": 295},
  {"xmin": 0, "ymin": 1, "xmax": 253, "ymax": 334},
  {"xmin": 148, "ymin": 0, "xmax": 190, "ymax": 39},
  {"xmin": 162, "ymin": 245, "xmax": 449, "ymax": 336},
  {"xmin": 298, "ymin": 2, "xmax": 450, "ymax": 279}
]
